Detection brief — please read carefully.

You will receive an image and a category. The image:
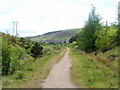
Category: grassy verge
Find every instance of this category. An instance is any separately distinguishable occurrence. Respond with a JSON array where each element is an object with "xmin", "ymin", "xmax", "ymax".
[
  {"xmin": 3, "ymin": 47, "xmax": 67, "ymax": 88},
  {"xmin": 70, "ymin": 48, "xmax": 118, "ymax": 88}
]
